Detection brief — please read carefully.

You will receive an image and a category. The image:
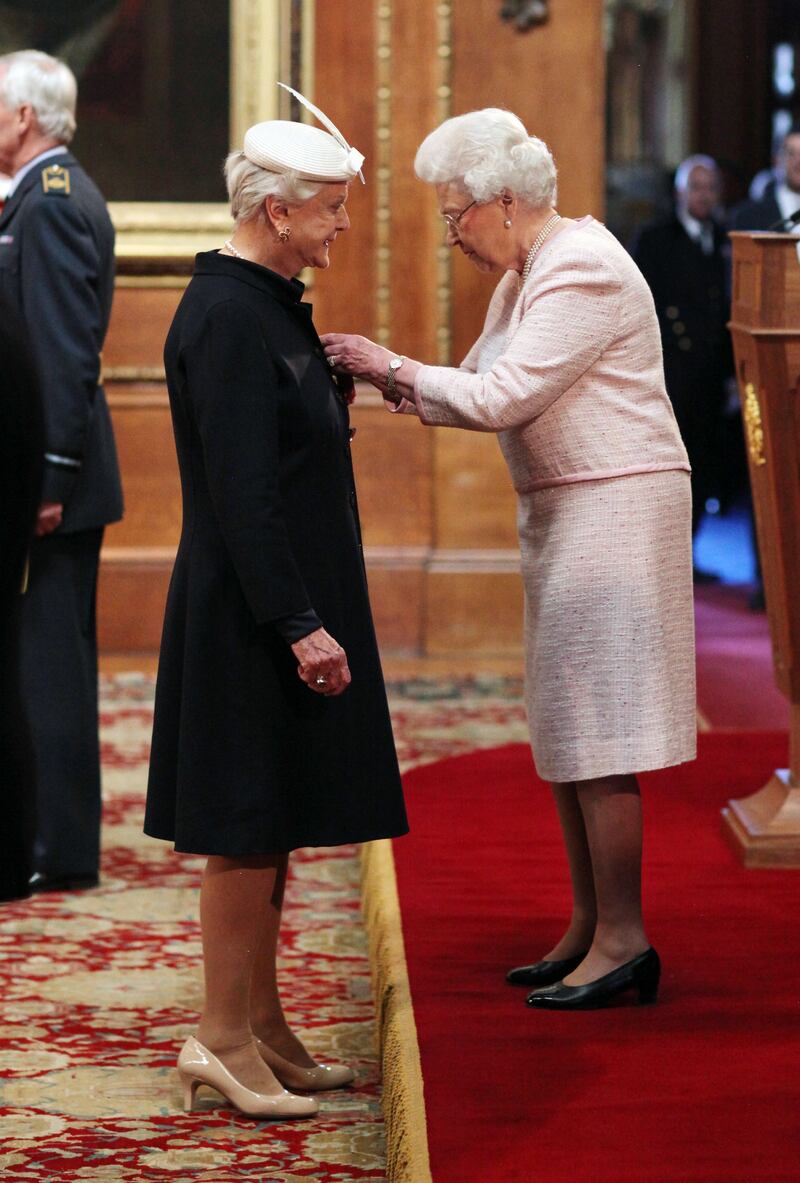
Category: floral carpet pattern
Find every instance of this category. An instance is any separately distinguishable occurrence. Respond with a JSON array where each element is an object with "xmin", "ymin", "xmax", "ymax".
[{"xmin": 0, "ymin": 675, "xmax": 528, "ymax": 1182}]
